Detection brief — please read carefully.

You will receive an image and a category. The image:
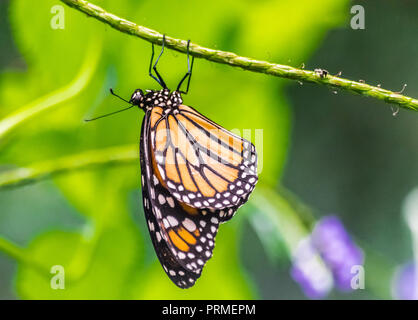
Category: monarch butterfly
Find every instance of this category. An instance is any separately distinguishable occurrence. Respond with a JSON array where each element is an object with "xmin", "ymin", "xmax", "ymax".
[{"xmin": 88, "ymin": 36, "xmax": 258, "ymax": 288}]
